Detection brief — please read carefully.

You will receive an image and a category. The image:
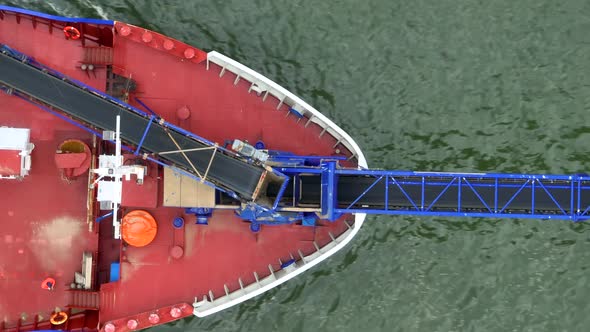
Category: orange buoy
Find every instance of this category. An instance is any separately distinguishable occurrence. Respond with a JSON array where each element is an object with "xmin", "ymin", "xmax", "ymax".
[
  {"xmin": 121, "ymin": 210, "xmax": 158, "ymax": 247},
  {"xmin": 63, "ymin": 26, "xmax": 81, "ymax": 40},
  {"xmin": 50, "ymin": 311, "xmax": 68, "ymax": 325},
  {"xmin": 41, "ymin": 277, "xmax": 56, "ymax": 290}
]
